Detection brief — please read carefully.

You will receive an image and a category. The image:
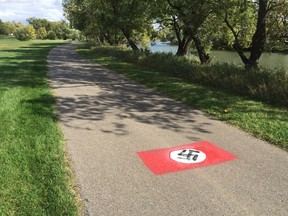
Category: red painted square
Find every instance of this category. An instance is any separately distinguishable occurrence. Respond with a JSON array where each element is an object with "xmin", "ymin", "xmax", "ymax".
[{"xmin": 137, "ymin": 141, "xmax": 236, "ymax": 175}]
